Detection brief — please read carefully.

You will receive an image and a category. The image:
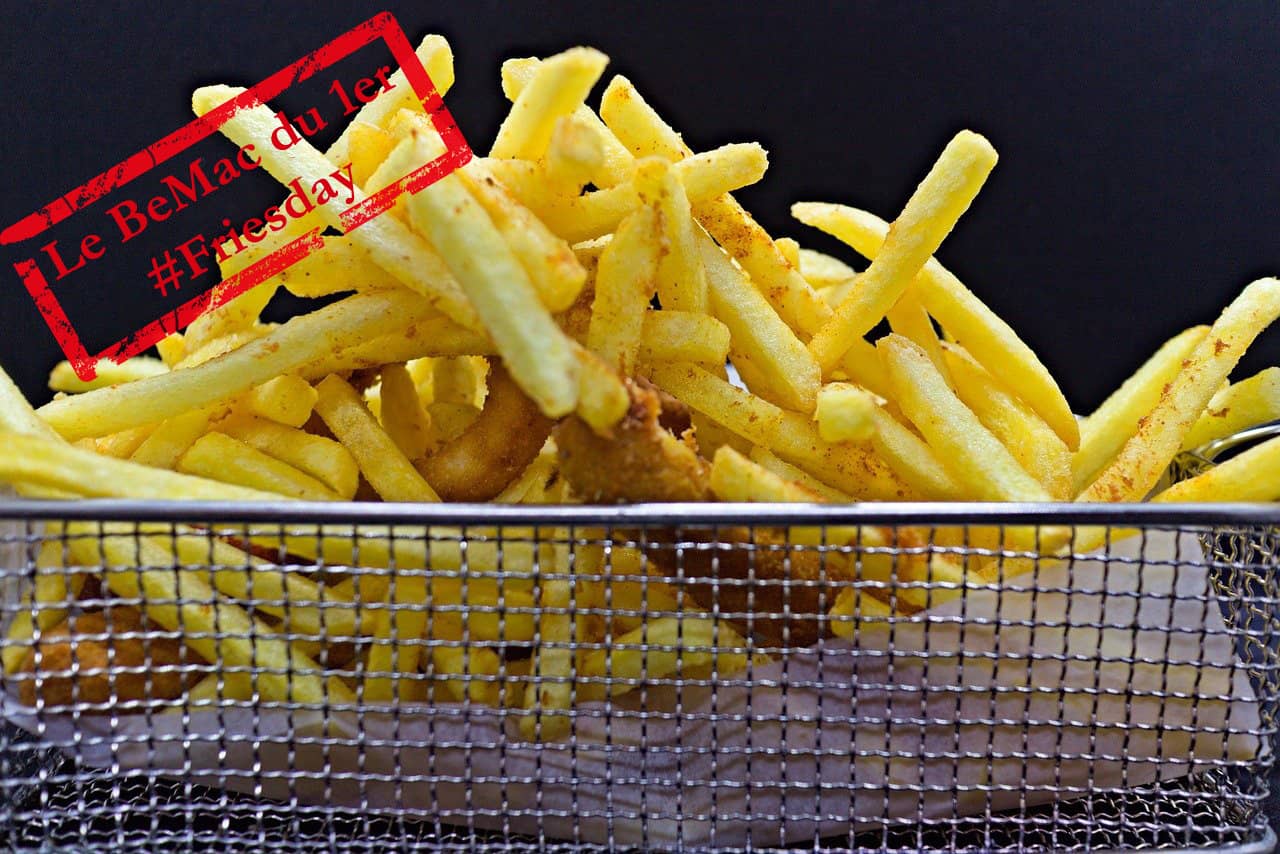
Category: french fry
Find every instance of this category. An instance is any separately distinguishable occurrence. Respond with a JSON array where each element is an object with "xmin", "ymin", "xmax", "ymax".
[
  {"xmin": 220, "ymin": 415, "xmax": 360, "ymax": 499},
  {"xmin": 192, "ymin": 85, "xmax": 478, "ymax": 329},
  {"xmin": 315, "ymin": 375, "xmax": 441, "ymax": 502},
  {"xmin": 275, "ymin": 236, "xmax": 401, "ymax": 299},
  {"xmin": 94, "ymin": 424, "xmax": 157, "ymax": 458},
  {"xmin": 458, "ymin": 164, "xmax": 587, "ymax": 313},
  {"xmin": 482, "ymin": 142, "xmax": 769, "ymax": 244},
  {"xmin": 649, "ymin": 362, "xmax": 912, "ymax": 499},
  {"xmin": 814, "ymin": 382, "xmax": 877, "ymax": 443},
  {"xmin": 637, "ymin": 310, "xmax": 731, "ymax": 367},
  {"xmin": 490, "ymin": 47, "xmax": 609, "ymax": 161},
  {"xmin": 791, "ymin": 203, "xmax": 1079, "ymax": 449},
  {"xmin": 179, "ymin": 432, "xmax": 339, "ymax": 501},
  {"xmin": 378, "ymin": 363, "xmax": 433, "ymax": 460},
  {"xmin": 798, "ymin": 247, "xmax": 858, "ymax": 288},
  {"xmin": 1181, "ymin": 367, "xmax": 1280, "ymax": 452},
  {"xmin": 865, "ymin": 404, "xmax": 966, "ymax": 500},
  {"xmin": 837, "ymin": 337, "xmax": 894, "ymax": 400},
  {"xmin": 886, "ymin": 286, "xmax": 950, "ymax": 384},
  {"xmin": 3, "ymin": 534, "xmax": 85, "ymax": 676},
  {"xmin": 130, "ymin": 407, "xmax": 214, "ymax": 470},
  {"xmin": 747, "ymin": 447, "xmax": 853, "ymax": 502},
  {"xmin": 1074, "ymin": 325, "xmax": 1208, "ymax": 492},
  {"xmin": 828, "ymin": 588, "xmax": 894, "ymax": 642},
  {"xmin": 577, "ymin": 616, "xmax": 734, "ymax": 702},
  {"xmin": 298, "ymin": 316, "xmax": 494, "ymax": 383},
  {"xmin": 805, "ymin": 132, "xmax": 998, "ymax": 375},
  {"xmin": 1154, "ymin": 434, "xmax": 1280, "ymax": 503},
  {"xmin": 648, "ymin": 162, "xmax": 708, "ymax": 314},
  {"xmin": 542, "ymin": 114, "xmax": 605, "ymax": 193},
  {"xmin": 65, "ymin": 527, "xmax": 352, "ymax": 707},
  {"xmin": 363, "ymin": 572, "xmax": 429, "ymax": 703},
  {"xmin": 38, "ymin": 290, "xmax": 450, "ymax": 440},
  {"xmin": 699, "ymin": 231, "xmax": 820, "ymax": 411},
  {"xmin": 521, "ymin": 579, "xmax": 575, "ymax": 740},
  {"xmin": 175, "ymin": 327, "xmax": 272, "ymax": 370},
  {"xmin": 432, "ymin": 356, "xmax": 485, "ymax": 407},
  {"xmin": 1083, "ymin": 278, "xmax": 1280, "ymax": 503},
  {"xmin": 775, "ymin": 237, "xmax": 801, "ymax": 269},
  {"xmin": 48, "ymin": 357, "xmax": 167, "ymax": 393},
  {"xmin": 500, "ymin": 57, "xmax": 633, "ymax": 188},
  {"xmin": 240, "ymin": 374, "xmax": 318, "ymax": 428},
  {"xmin": 598, "ymin": 73, "xmax": 830, "ymax": 337},
  {"xmin": 599, "ymin": 75, "xmax": 690, "ymax": 162},
  {"xmin": 942, "ymin": 342, "xmax": 1072, "ymax": 499},
  {"xmin": 571, "ymin": 343, "xmax": 631, "ymax": 433},
  {"xmin": 327, "ymin": 33, "xmax": 455, "ymax": 165},
  {"xmin": 404, "ymin": 143, "xmax": 580, "ymax": 417},
  {"xmin": 882, "ymin": 334, "xmax": 1051, "ymax": 502},
  {"xmin": 588, "ymin": 201, "xmax": 662, "ymax": 374},
  {"xmin": 155, "ymin": 334, "xmax": 185, "ymax": 367},
  {"xmin": 347, "ymin": 121, "xmax": 399, "ymax": 188},
  {"xmin": 0, "ymin": 433, "xmax": 278, "ymax": 501}
]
